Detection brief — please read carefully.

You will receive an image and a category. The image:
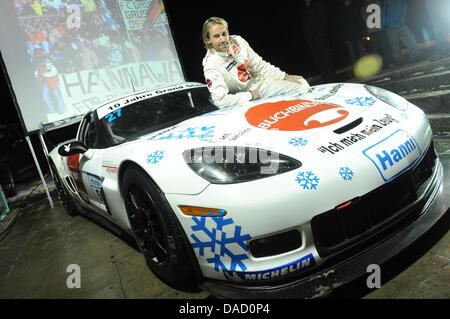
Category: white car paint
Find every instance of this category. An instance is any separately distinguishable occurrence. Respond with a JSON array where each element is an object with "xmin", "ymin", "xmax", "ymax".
[{"xmin": 49, "ymin": 81, "xmax": 434, "ymax": 284}]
